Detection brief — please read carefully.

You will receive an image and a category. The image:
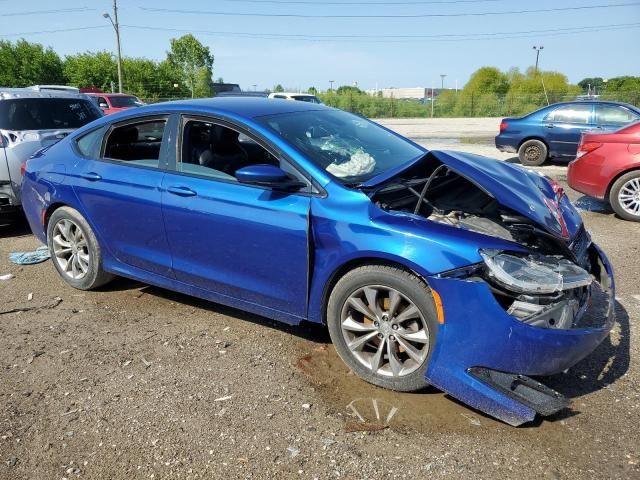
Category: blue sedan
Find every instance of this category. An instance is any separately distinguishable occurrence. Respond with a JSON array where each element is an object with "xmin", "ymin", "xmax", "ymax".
[
  {"xmin": 21, "ymin": 98, "xmax": 615, "ymax": 426},
  {"xmin": 495, "ymin": 100, "xmax": 640, "ymax": 166}
]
